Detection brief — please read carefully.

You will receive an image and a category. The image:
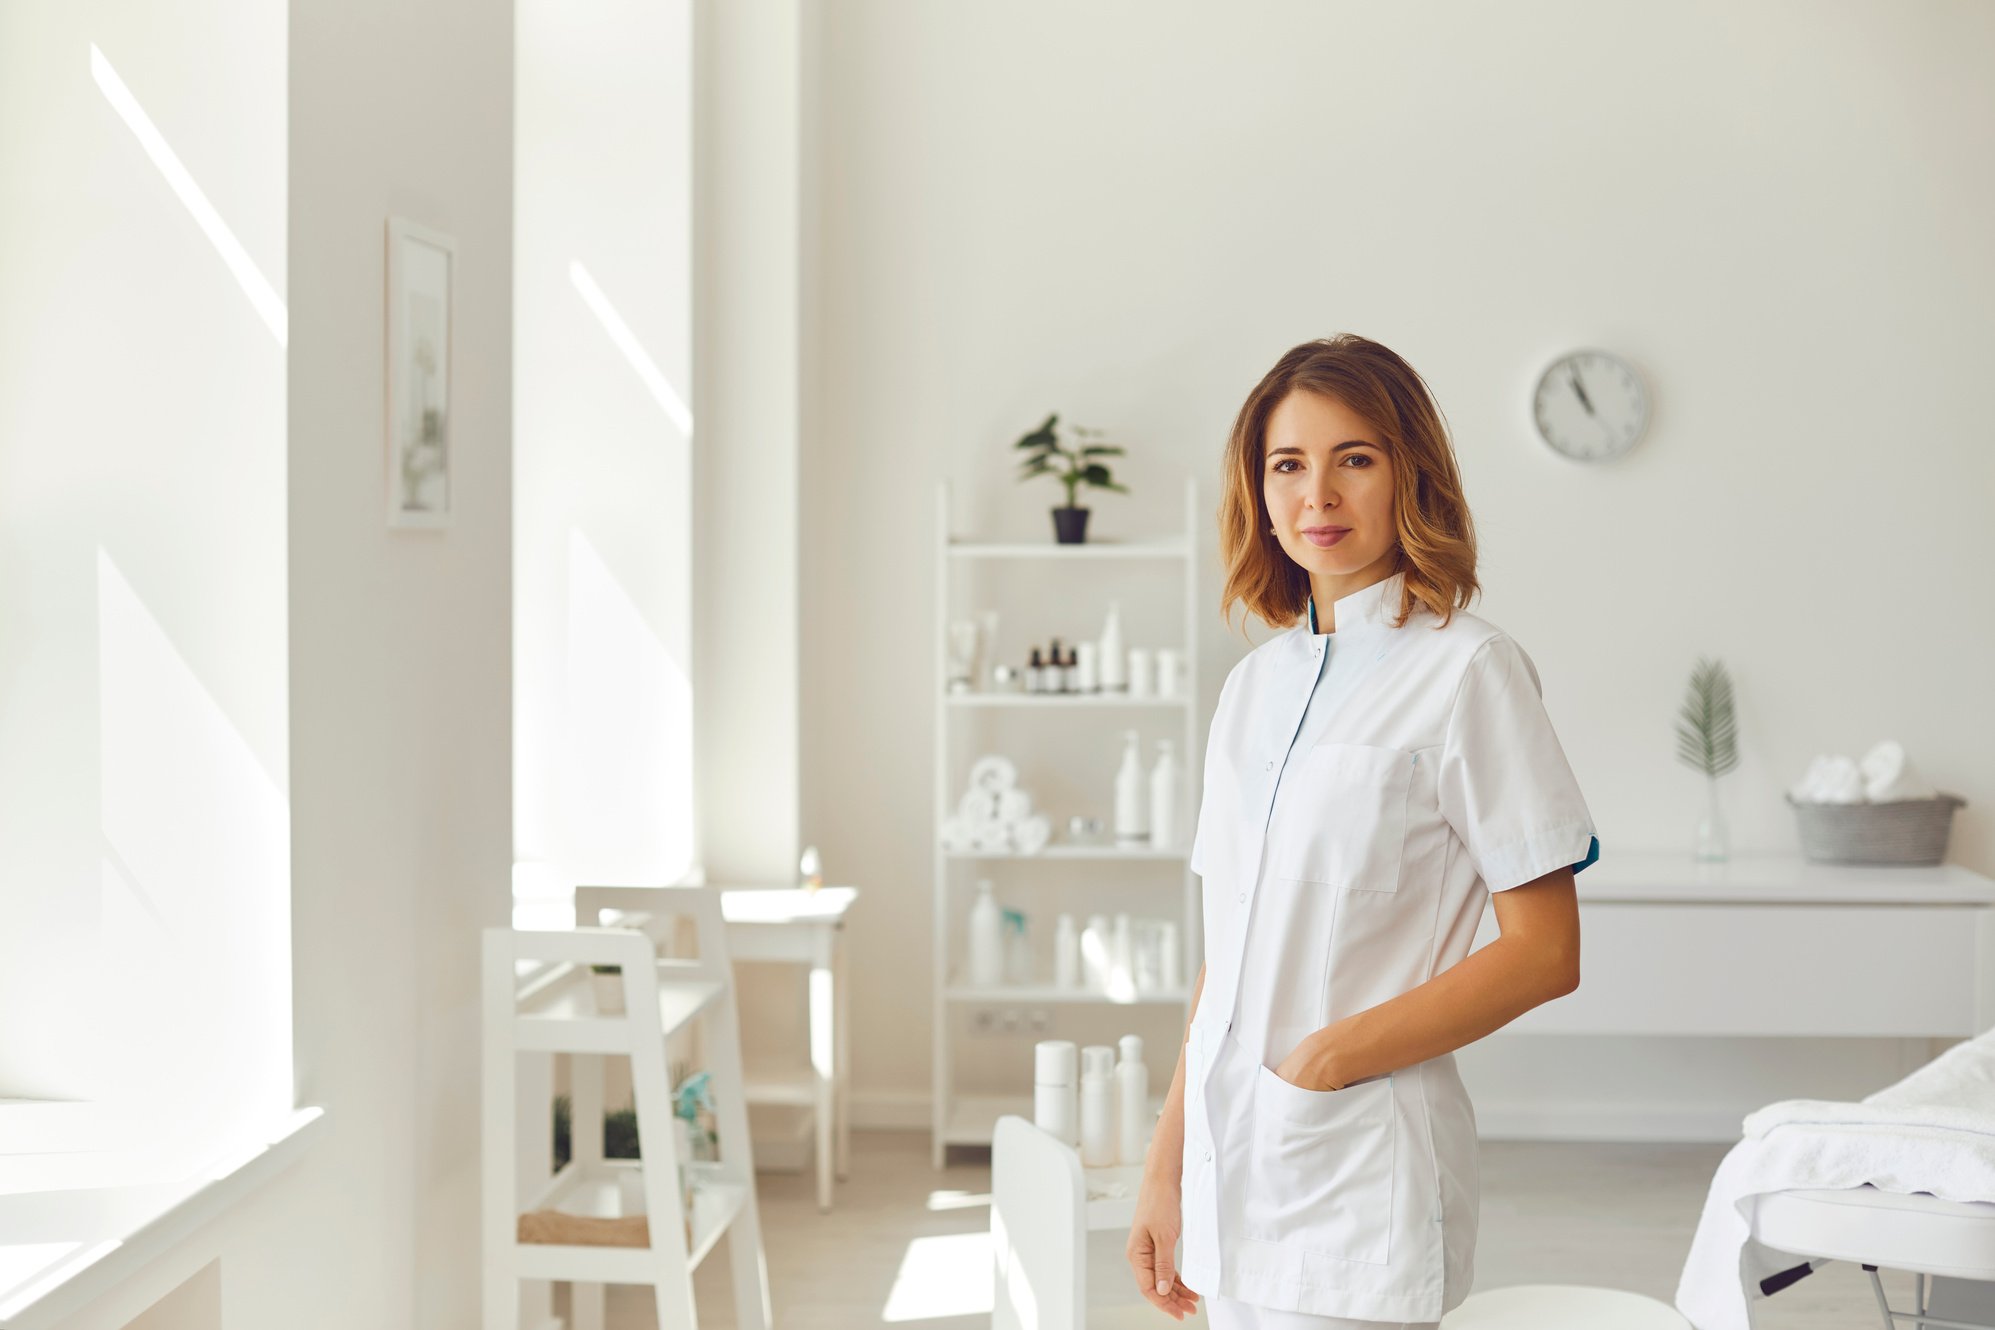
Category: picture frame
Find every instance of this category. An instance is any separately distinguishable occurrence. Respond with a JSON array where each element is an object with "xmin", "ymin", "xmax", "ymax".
[{"xmin": 384, "ymin": 216, "xmax": 456, "ymax": 529}]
